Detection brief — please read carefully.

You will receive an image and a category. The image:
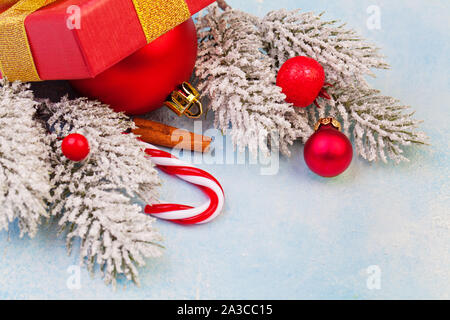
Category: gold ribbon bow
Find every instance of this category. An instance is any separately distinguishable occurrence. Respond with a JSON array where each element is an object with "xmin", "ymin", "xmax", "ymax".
[{"xmin": 0, "ymin": 0, "xmax": 191, "ymax": 82}]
